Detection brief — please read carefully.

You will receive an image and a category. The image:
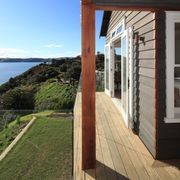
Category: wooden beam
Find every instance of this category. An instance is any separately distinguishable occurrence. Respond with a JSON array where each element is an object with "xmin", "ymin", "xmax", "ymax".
[
  {"xmin": 94, "ymin": 0, "xmax": 180, "ymax": 4},
  {"xmin": 95, "ymin": 5, "xmax": 180, "ymax": 11},
  {"xmin": 81, "ymin": 2, "xmax": 96, "ymax": 170},
  {"xmin": 82, "ymin": 0, "xmax": 93, "ymax": 5}
]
